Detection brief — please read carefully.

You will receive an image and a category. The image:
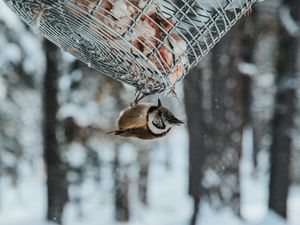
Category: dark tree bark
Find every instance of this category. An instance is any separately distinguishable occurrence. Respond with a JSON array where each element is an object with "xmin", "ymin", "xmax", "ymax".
[
  {"xmin": 268, "ymin": 0, "xmax": 299, "ymax": 218},
  {"xmin": 114, "ymin": 146, "xmax": 130, "ymax": 222},
  {"xmin": 183, "ymin": 67, "xmax": 205, "ymax": 225},
  {"xmin": 207, "ymin": 21, "xmax": 244, "ymax": 216},
  {"xmin": 43, "ymin": 40, "xmax": 68, "ymax": 225},
  {"xmin": 252, "ymin": 0, "xmax": 281, "ymax": 169},
  {"xmin": 239, "ymin": 15, "xmax": 257, "ymax": 127},
  {"xmin": 137, "ymin": 150, "xmax": 149, "ymax": 205},
  {"xmin": 184, "ymin": 20, "xmax": 246, "ymax": 222}
]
